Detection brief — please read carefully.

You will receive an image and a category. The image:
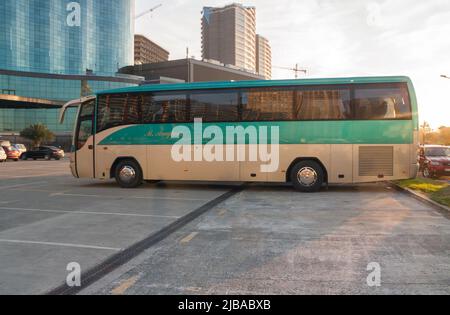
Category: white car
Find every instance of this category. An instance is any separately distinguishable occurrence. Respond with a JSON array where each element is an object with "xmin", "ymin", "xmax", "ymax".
[{"xmin": 0, "ymin": 146, "xmax": 7, "ymax": 163}]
